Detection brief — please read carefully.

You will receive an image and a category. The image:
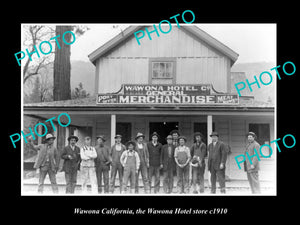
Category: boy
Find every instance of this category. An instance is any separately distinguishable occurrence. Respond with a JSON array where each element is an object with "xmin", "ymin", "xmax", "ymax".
[
  {"xmin": 120, "ymin": 141, "xmax": 140, "ymax": 194},
  {"xmin": 174, "ymin": 136, "xmax": 191, "ymax": 194}
]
